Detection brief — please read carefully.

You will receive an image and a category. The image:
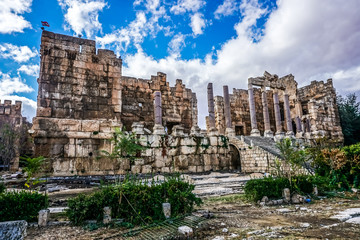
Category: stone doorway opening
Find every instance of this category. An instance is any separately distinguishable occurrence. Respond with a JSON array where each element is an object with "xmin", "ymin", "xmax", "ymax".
[
  {"xmin": 229, "ymin": 144, "xmax": 241, "ymax": 171},
  {"xmin": 235, "ymin": 126, "xmax": 244, "ymax": 136}
]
